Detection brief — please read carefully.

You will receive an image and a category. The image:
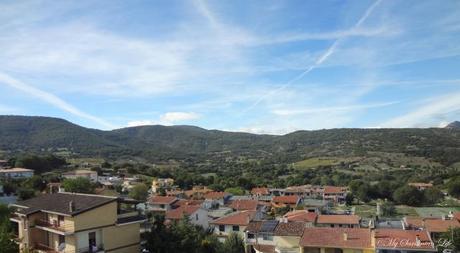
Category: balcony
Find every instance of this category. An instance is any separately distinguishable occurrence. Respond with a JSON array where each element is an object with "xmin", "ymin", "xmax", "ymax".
[
  {"xmin": 34, "ymin": 243, "xmax": 59, "ymax": 253},
  {"xmin": 35, "ymin": 219, "xmax": 74, "ymax": 235}
]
